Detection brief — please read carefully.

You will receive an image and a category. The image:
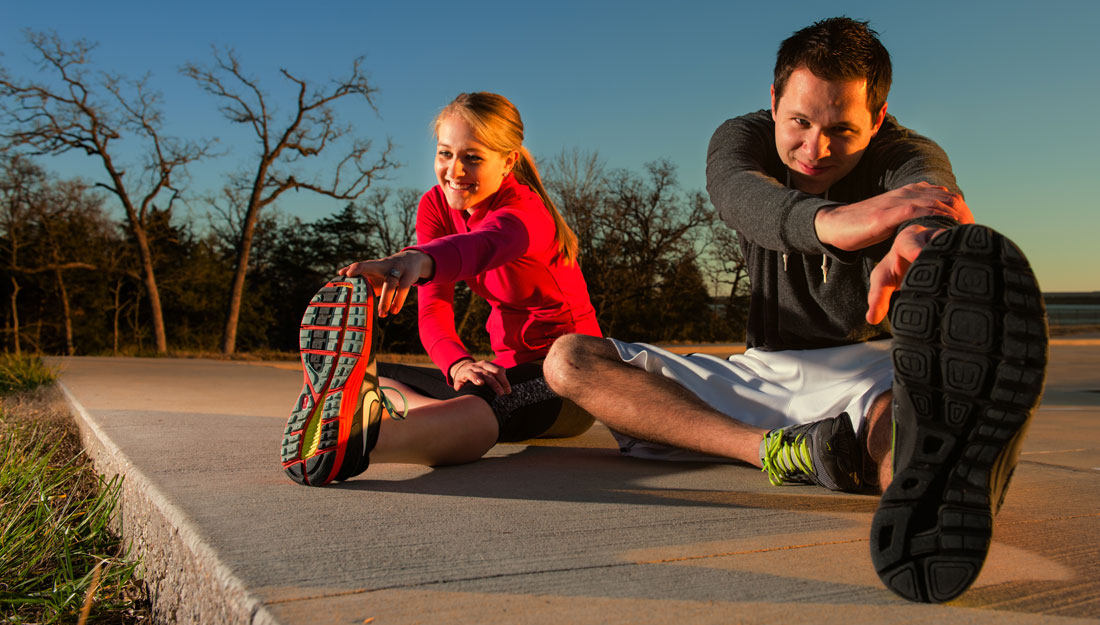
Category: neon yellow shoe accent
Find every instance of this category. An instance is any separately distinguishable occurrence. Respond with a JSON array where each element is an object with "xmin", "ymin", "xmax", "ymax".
[
  {"xmin": 761, "ymin": 429, "xmax": 815, "ymax": 486},
  {"xmin": 758, "ymin": 414, "xmax": 862, "ymax": 492},
  {"xmin": 300, "ymin": 400, "xmax": 326, "ymax": 460}
]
